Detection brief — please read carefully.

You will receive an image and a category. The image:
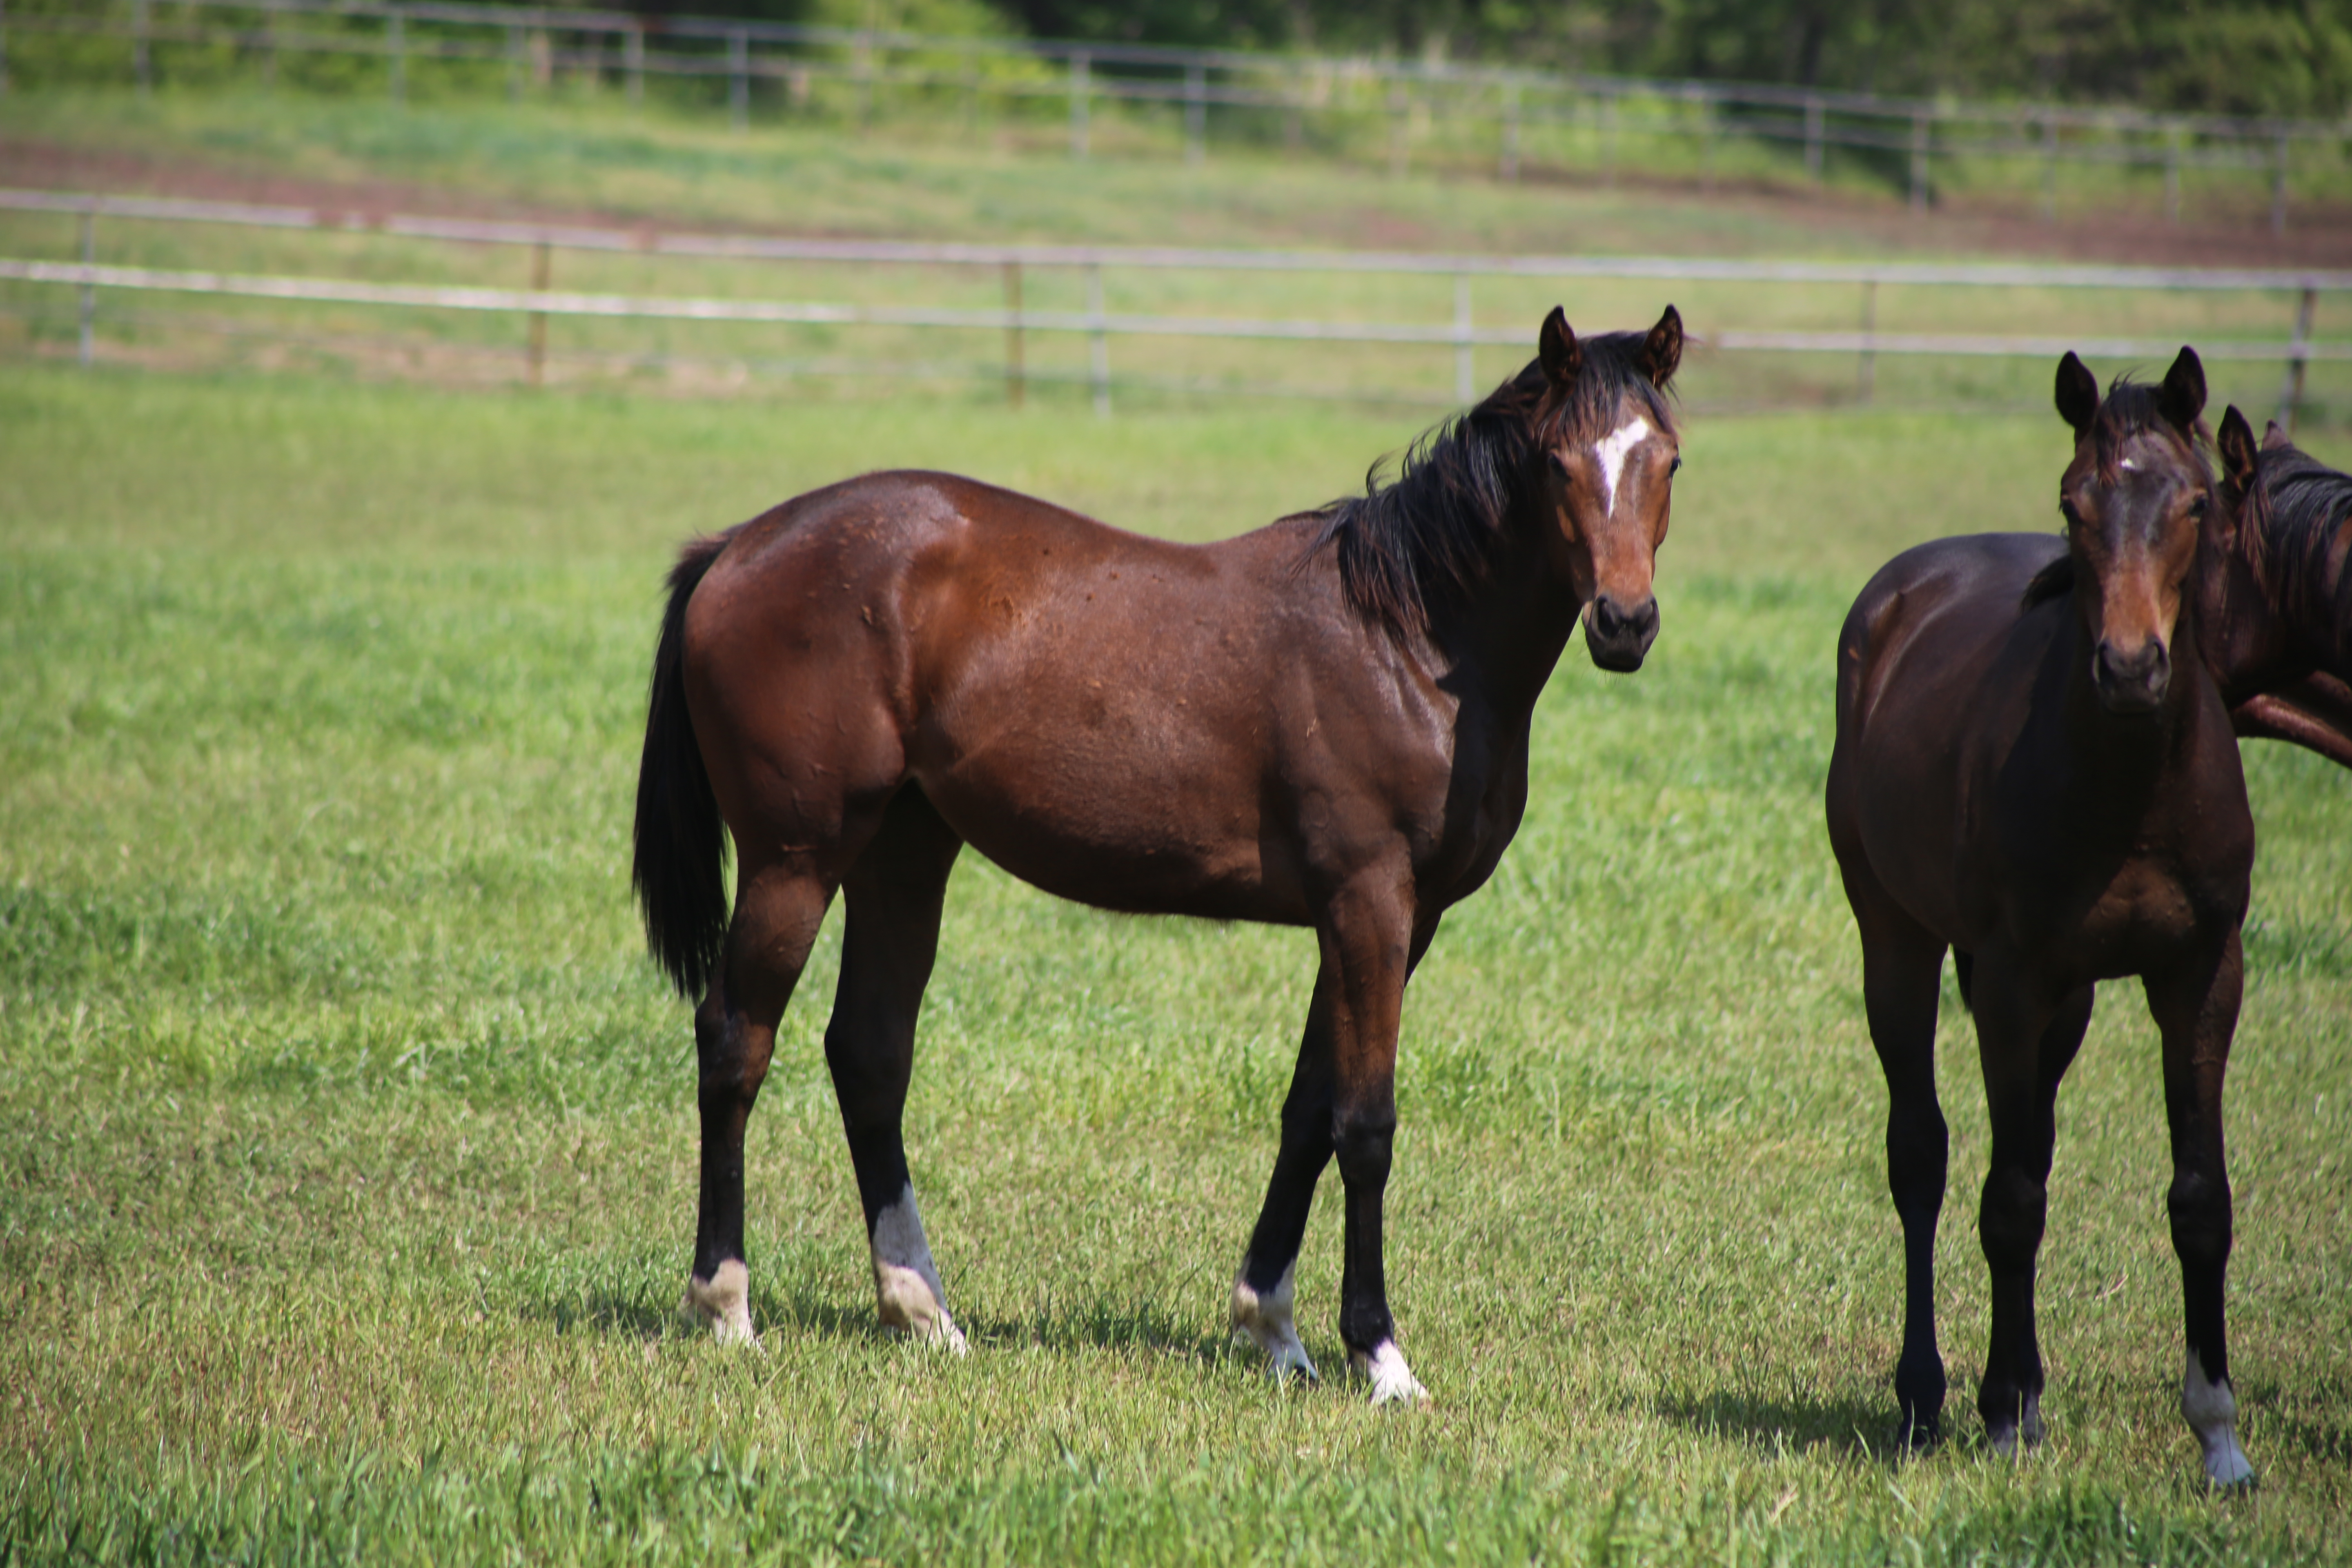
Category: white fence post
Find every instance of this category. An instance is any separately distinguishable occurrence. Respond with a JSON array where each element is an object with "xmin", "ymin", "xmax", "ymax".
[
  {"xmin": 1499, "ymin": 82, "xmax": 1520, "ymax": 183},
  {"xmin": 1857, "ymin": 278, "xmax": 1877, "ymax": 402},
  {"xmin": 626, "ymin": 25, "xmax": 644, "ymax": 109},
  {"xmin": 77, "ymin": 207, "xmax": 95, "ymax": 367},
  {"xmin": 1908, "ymin": 115, "xmax": 1929, "ymax": 212},
  {"xmin": 2277, "ymin": 286, "xmax": 2317, "ymax": 433},
  {"xmin": 1453, "ymin": 274, "xmax": 1473, "ymax": 405},
  {"xmin": 1184, "ymin": 62, "xmax": 1205, "ymax": 164},
  {"xmin": 1087, "ymin": 261, "xmax": 1109, "ymax": 416},
  {"xmin": 728, "ymin": 30, "xmax": 748, "ymax": 131},
  {"xmin": 2270, "ymin": 133, "xmax": 2290, "ymax": 235},
  {"xmin": 1002, "ymin": 259, "xmax": 1023, "ymax": 408}
]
